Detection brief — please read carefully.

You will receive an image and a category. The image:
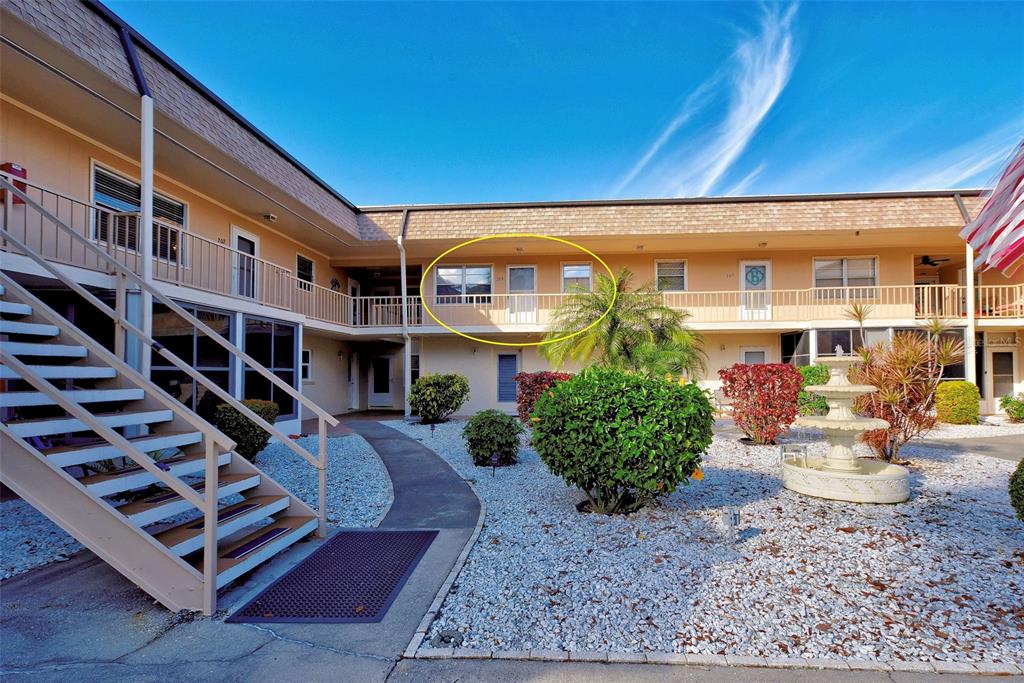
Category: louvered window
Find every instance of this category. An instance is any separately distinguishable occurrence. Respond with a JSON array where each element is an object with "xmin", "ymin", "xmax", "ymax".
[{"xmin": 93, "ymin": 167, "xmax": 186, "ymax": 262}]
